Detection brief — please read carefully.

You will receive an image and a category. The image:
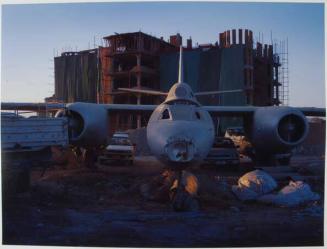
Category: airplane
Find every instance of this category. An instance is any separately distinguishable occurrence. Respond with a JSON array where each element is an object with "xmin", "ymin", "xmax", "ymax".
[{"xmin": 2, "ymin": 46, "xmax": 325, "ymax": 168}]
